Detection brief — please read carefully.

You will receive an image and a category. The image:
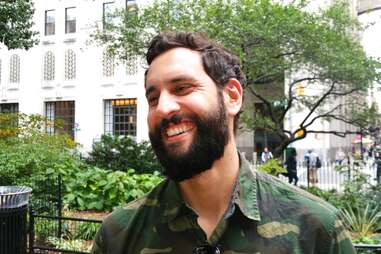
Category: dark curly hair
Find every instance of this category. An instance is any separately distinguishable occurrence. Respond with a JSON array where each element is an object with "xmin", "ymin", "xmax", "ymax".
[{"xmin": 146, "ymin": 31, "xmax": 246, "ymax": 132}]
